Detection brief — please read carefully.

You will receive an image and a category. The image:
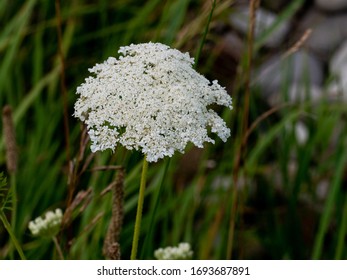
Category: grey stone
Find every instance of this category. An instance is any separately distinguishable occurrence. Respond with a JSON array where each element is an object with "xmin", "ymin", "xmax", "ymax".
[
  {"xmin": 229, "ymin": 6, "xmax": 290, "ymax": 48},
  {"xmin": 262, "ymin": 0, "xmax": 288, "ymax": 12},
  {"xmin": 268, "ymin": 84, "xmax": 323, "ymax": 106},
  {"xmin": 253, "ymin": 50, "xmax": 324, "ymax": 101},
  {"xmin": 328, "ymin": 40, "xmax": 347, "ymax": 102},
  {"xmin": 304, "ymin": 14, "xmax": 347, "ymax": 60},
  {"xmin": 330, "ymin": 39, "xmax": 347, "ymax": 74},
  {"xmin": 296, "ymin": 8, "xmax": 326, "ymax": 35},
  {"xmin": 294, "ymin": 121, "xmax": 309, "ymax": 146},
  {"xmin": 221, "ymin": 32, "xmax": 244, "ymax": 61},
  {"xmin": 315, "ymin": 0, "xmax": 347, "ymax": 11}
]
